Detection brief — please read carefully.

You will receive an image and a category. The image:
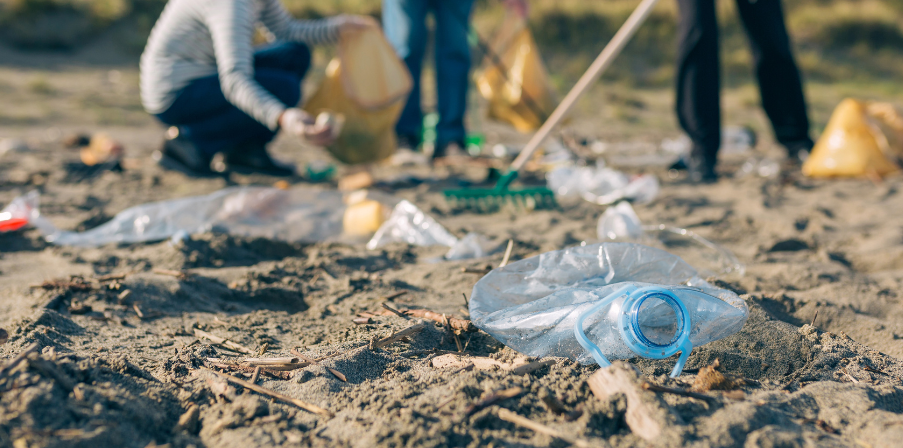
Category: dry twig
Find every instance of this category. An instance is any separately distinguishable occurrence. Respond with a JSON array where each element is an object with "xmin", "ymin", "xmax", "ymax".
[
  {"xmin": 499, "ymin": 240, "xmax": 514, "ymax": 268},
  {"xmin": 250, "ymin": 367, "xmax": 261, "ymax": 384},
  {"xmin": 0, "ymin": 342, "xmax": 41, "ymax": 379},
  {"xmin": 291, "ymin": 349, "xmax": 347, "ymax": 382},
  {"xmin": 465, "ymin": 387, "xmax": 523, "ymax": 416},
  {"xmin": 370, "ymin": 322, "xmax": 427, "ymax": 350},
  {"xmin": 380, "ymin": 291, "xmax": 408, "ymax": 301},
  {"xmin": 642, "ymin": 382, "xmax": 716, "ymax": 403},
  {"xmin": 153, "ymin": 268, "xmax": 192, "ymax": 280},
  {"xmin": 353, "ymin": 317, "xmax": 373, "ymax": 325},
  {"xmin": 194, "ymin": 329, "xmax": 255, "ymax": 355},
  {"xmin": 497, "ymin": 408, "xmax": 592, "ymax": 448},
  {"xmin": 840, "ymin": 367, "xmax": 860, "ymax": 384},
  {"xmin": 202, "ymin": 367, "xmax": 333, "ymax": 416},
  {"xmin": 378, "ymin": 308, "xmax": 475, "ymax": 332},
  {"xmin": 381, "ymin": 302, "xmax": 410, "ymax": 320}
]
